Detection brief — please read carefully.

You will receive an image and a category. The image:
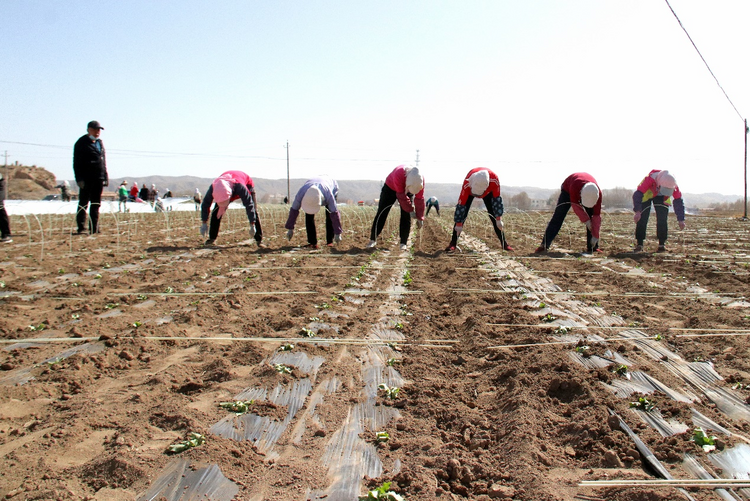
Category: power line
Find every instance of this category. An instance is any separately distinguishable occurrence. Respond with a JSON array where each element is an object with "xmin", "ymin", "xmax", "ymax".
[{"xmin": 663, "ymin": 0, "xmax": 743, "ymax": 121}]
